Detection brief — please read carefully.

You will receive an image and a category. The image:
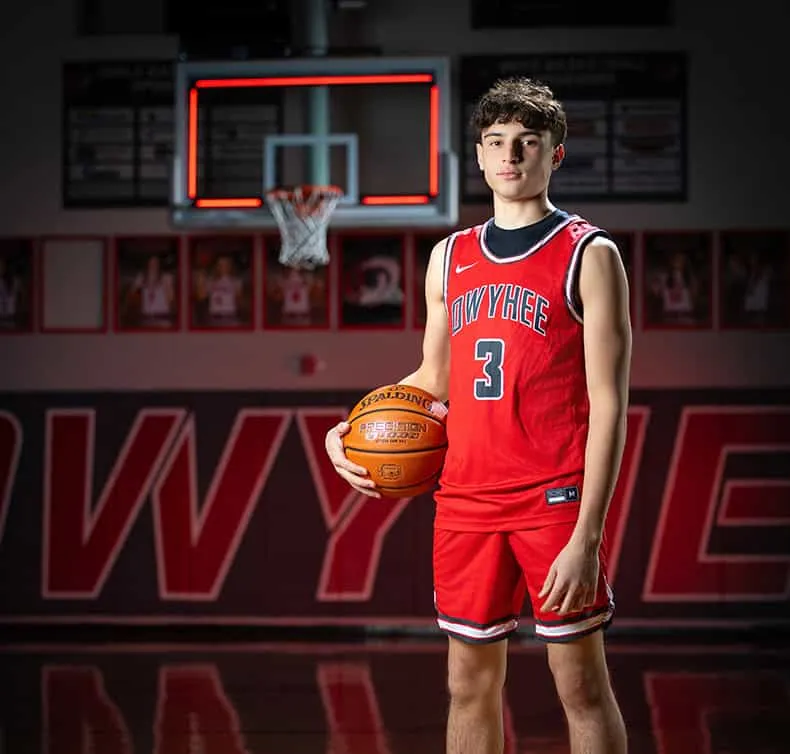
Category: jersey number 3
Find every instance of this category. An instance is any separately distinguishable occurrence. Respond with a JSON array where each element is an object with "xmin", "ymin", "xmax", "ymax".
[{"xmin": 474, "ymin": 338, "xmax": 505, "ymax": 400}]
